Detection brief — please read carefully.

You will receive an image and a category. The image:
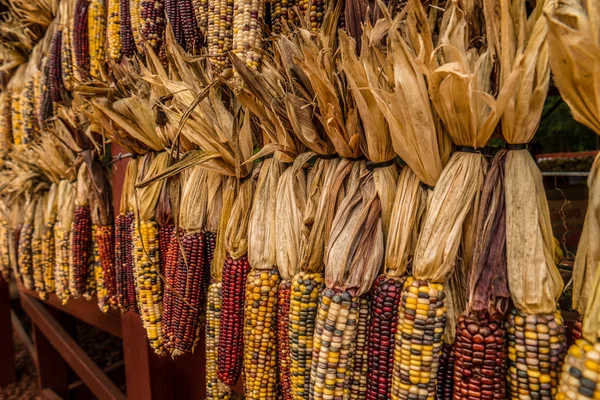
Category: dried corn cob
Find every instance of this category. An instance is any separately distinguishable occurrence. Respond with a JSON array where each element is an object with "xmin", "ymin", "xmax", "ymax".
[
  {"xmin": 349, "ymin": 294, "xmax": 371, "ymax": 399},
  {"xmin": 181, "ymin": 0, "xmax": 203, "ymax": 51},
  {"xmin": 243, "ymin": 268, "xmax": 280, "ymax": 399},
  {"xmin": 570, "ymin": 317, "xmax": 584, "ymax": 347},
  {"xmin": 129, "ymin": 0, "xmax": 144, "ymax": 52},
  {"xmin": 42, "ymin": 221, "xmax": 56, "ymax": 293},
  {"xmin": 54, "ymin": 227, "xmax": 71, "ymax": 304},
  {"xmin": 557, "ymin": 339, "xmax": 600, "ymax": 400},
  {"xmin": 0, "ymin": 90, "xmax": 12, "ymax": 147},
  {"xmin": 20, "ymin": 79, "xmax": 37, "ymax": 145},
  {"xmin": 39, "ymin": 64, "xmax": 53, "ymax": 123},
  {"xmin": 61, "ymin": 27, "xmax": 75, "ymax": 91},
  {"xmin": 9, "ymin": 228, "xmax": 21, "ymax": 281},
  {"xmin": 70, "ymin": 206, "xmax": 92, "ymax": 298},
  {"xmin": 218, "ymin": 255, "xmax": 251, "ymax": 385},
  {"xmin": 203, "ymin": 231, "xmax": 216, "ymax": 300},
  {"xmin": 97, "ymin": 224, "xmax": 117, "ymax": 308},
  {"xmin": 162, "ymin": 232, "xmax": 206, "ymax": 356},
  {"xmin": 107, "ymin": 0, "xmax": 122, "ymax": 62},
  {"xmin": 308, "ymin": 0, "xmax": 325, "ymax": 32},
  {"xmin": 436, "ymin": 343, "xmax": 455, "ymax": 399},
  {"xmin": 0, "ymin": 222, "xmax": 11, "ymax": 280},
  {"xmin": 92, "ymin": 226, "xmax": 110, "ymax": 311},
  {"xmin": 11, "ymin": 86, "xmax": 22, "ymax": 145},
  {"xmin": 309, "ymin": 288, "xmax": 359, "ymax": 400},
  {"xmin": 158, "ymin": 224, "xmax": 174, "ymax": 276},
  {"xmin": 134, "ymin": 220, "xmax": 164, "ymax": 354},
  {"xmin": 193, "ymin": 0, "xmax": 208, "ymax": 36},
  {"xmin": 289, "ymin": 271, "xmax": 324, "ymax": 399},
  {"xmin": 83, "ymin": 241, "xmax": 97, "ymax": 301},
  {"xmin": 206, "ymin": 281, "xmax": 232, "ymax": 399},
  {"xmin": 232, "ymin": 0, "xmax": 264, "ymax": 70},
  {"xmin": 453, "ymin": 316, "xmax": 506, "ymax": 400},
  {"xmin": 88, "ymin": 0, "xmax": 107, "ymax": 79},
  {"xmin": 32, "ymin": 199, "xmax": 46, "ymax": 300},
  {"xmin": 49, "ymin": 31, "xmax": 64, "ymax": 105},
  {"xmin": 165, "ymin": 0, "xmax": 184, "ymax": 47},
  {"xmin": 207, "ymin": 0, "xmax": 233, "ymax": 70},
  {"xmin": 18, "ymin": 223, "xmax": 34, "ymax": 290},
  {"xmin": 120, "ymin": 0, "xmax": 136, "ymax": 57},
  {"xmin": 270, "ymin": 0, "xmax": 296, "ymax": 33},
  {"xmin": 366, "ymin": 275, "xmax": 405, "ymax": 400},
  {"xmin": 391, "ymin": 278, "xmax": 447, "ymax": 400},
  {"xmin": 140, "ymin": 0, "xmax": 166, "ymax": 52},
  {"xmin": 507, "ymin": 309, "xmax": 567, "ymax": 400},
  {"xmin": 278, "ymin": 279, "xmax": 292, "ymax": 400},
  {"xmin": 74, "ymin": 0, "xmax": 91, "ymax": 77},
  {"xmin": 115, "ymin": 213, "xmax": 136, "ymax": 310}
]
